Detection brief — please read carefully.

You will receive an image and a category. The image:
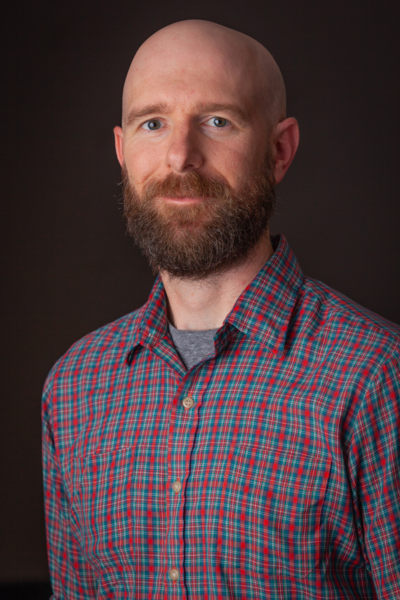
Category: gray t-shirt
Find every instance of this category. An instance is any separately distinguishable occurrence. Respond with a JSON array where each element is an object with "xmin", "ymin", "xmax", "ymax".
[{"xmin": 168, "ymin": 322, "xmax": 218, "ymax": 370}]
